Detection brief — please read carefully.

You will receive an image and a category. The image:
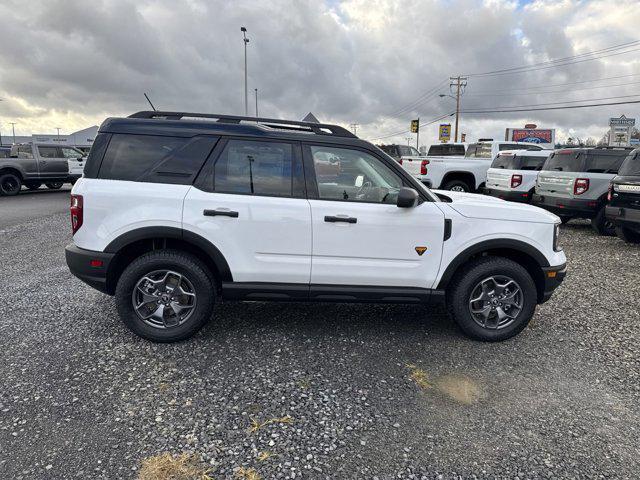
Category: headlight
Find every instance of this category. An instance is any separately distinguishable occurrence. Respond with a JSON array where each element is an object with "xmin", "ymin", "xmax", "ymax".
[{"xmin": 553, "ymin": 223, "xmax": 562, "ymax": 252}]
